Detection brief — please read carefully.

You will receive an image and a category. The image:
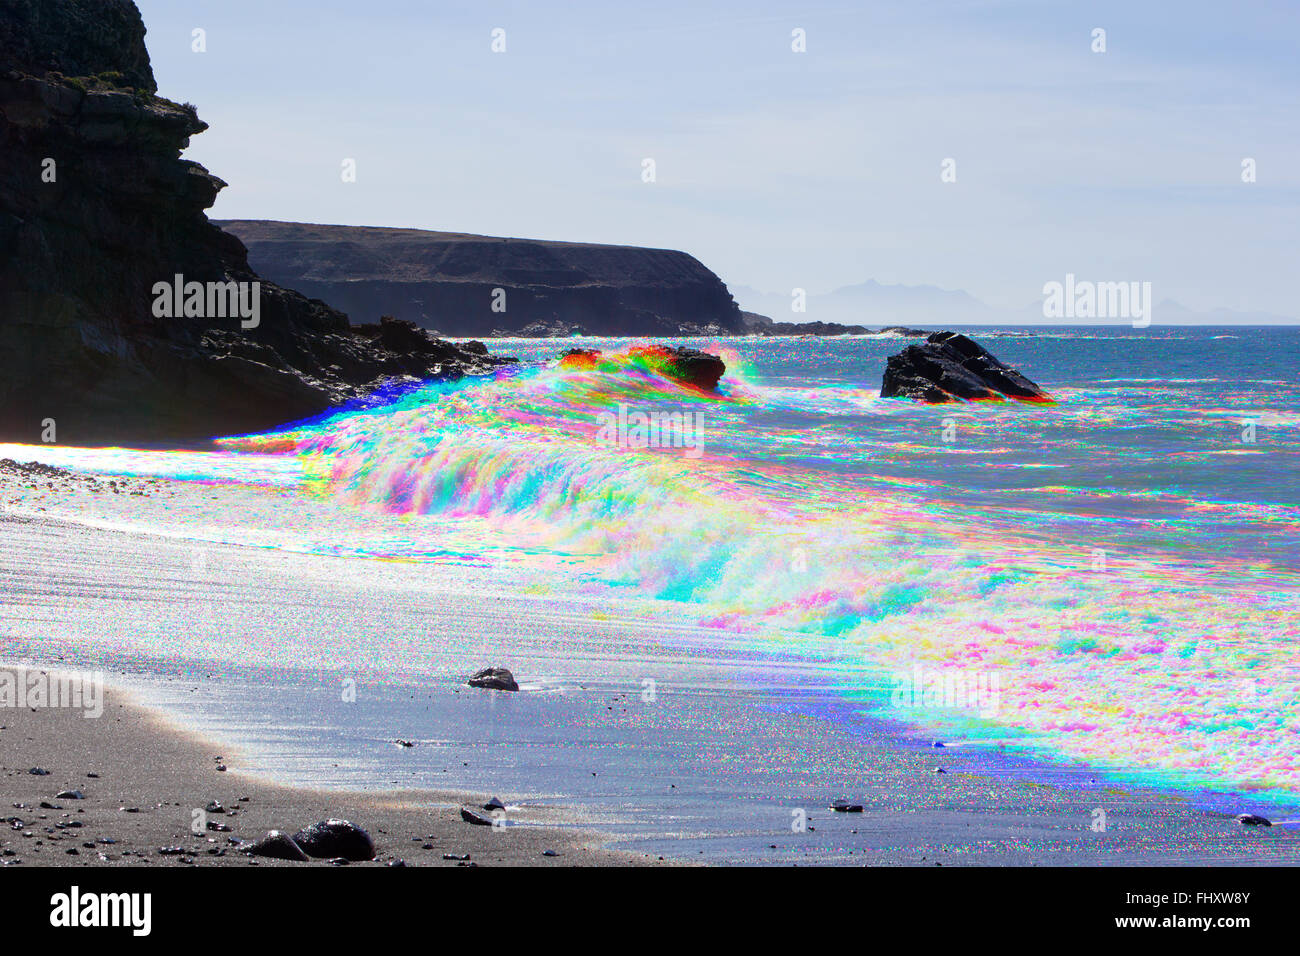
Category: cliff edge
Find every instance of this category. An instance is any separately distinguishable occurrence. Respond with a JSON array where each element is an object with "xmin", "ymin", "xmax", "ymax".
[{"xmin": 0, "ymin": 0, "xmax": 507, "ymax": 443}]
